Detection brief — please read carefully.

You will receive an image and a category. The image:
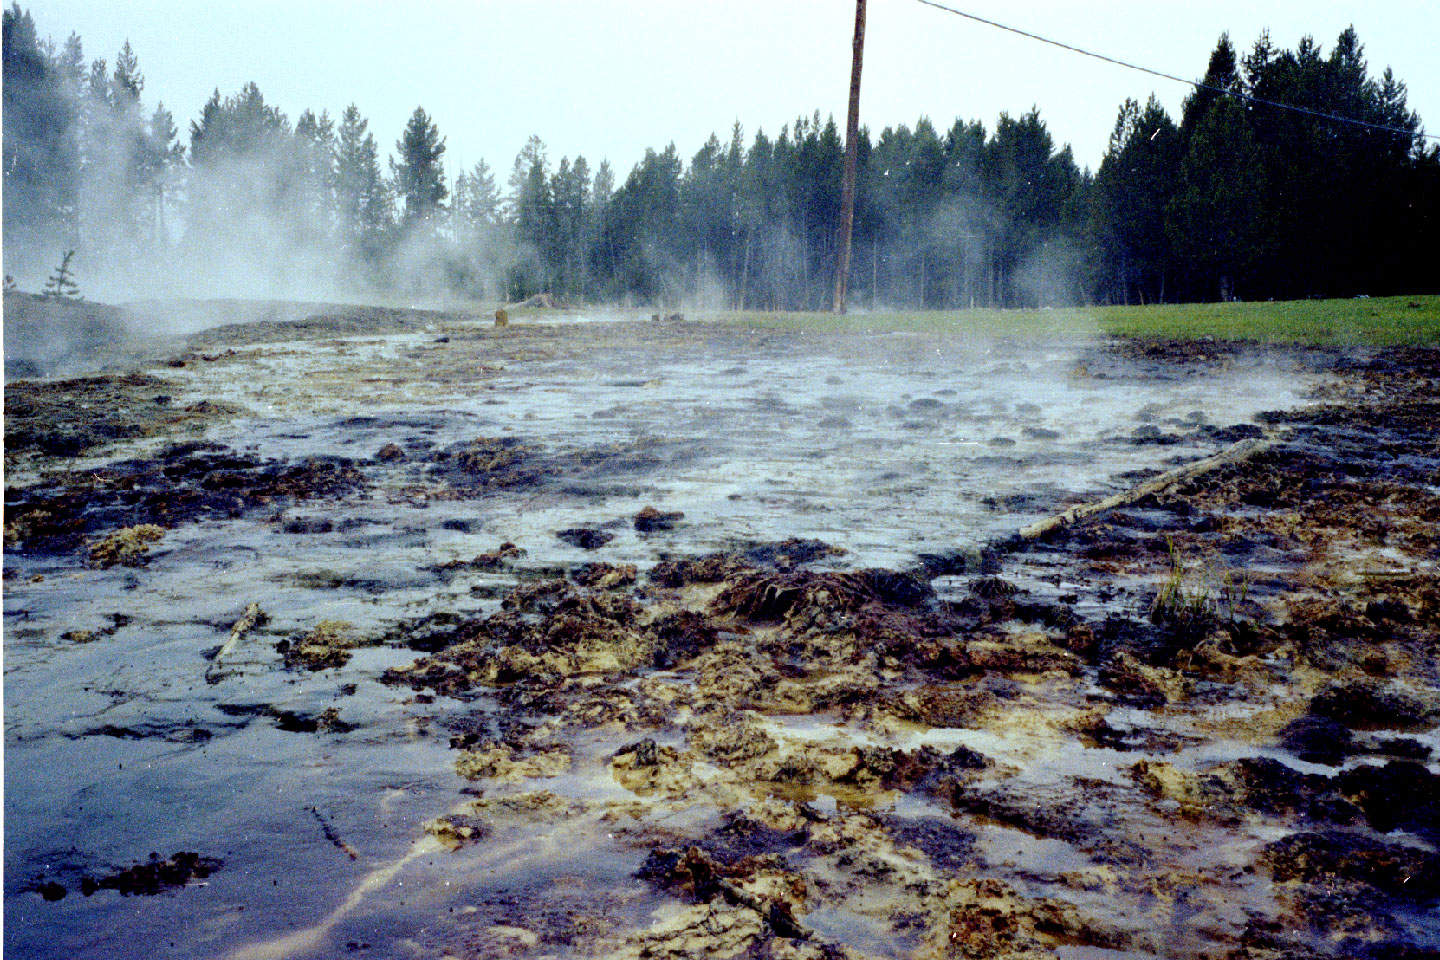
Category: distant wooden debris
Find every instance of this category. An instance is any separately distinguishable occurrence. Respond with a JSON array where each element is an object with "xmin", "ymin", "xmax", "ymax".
[
  {"xmin": 504, "ymin": 292, "xmax": 565, "ymax": 311},
  {"xmin": 1017, "ymin": 434, "xmax": 1280, "ymax": 541},
  {"xmin": 206, "ymin": 602, "xmax": 267, "ymax": 683}
]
